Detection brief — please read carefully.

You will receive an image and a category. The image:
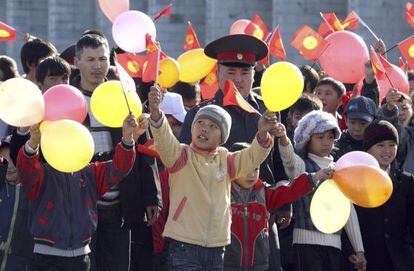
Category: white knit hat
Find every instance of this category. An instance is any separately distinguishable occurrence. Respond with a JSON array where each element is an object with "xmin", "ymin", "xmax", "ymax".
[{"xmin": 294, "ymin": 110, "xmax": 341, "ymax": 155}]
